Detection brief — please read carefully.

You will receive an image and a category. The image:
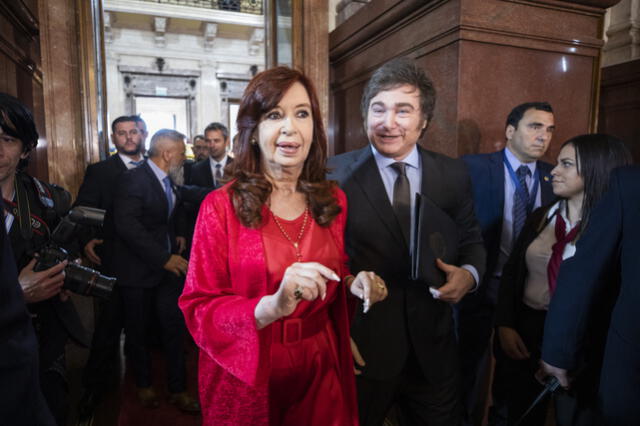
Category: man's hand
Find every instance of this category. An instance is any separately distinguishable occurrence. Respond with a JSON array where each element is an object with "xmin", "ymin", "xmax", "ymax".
[
  {"xmin": 432, "ymin": 258, "xmax": 475, "ymax": 303},
  {"xmin": 164, "ymin": 254, "xmax": 188, "ymax": 277},
  {"xmin": 350, "ymin": 337, "xmax": 366, "ymax": 375},
  {"xmin": 176, "ymin": 236, "xmax": 187, "ymax": 255},
  {"xmin": 498, "ymin": 326, "xmax": 530, "ymax": 360},
  {"xmin": 84, "ymin": 238, "xmax": 103, "ymax": 265},
  {"xmin": 539, "ymin": 360, "xmax": 570, "ymax": 389},
  {"xmin": 18, "ymin": 258, "xmax": 67, "ymax": 303}
]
